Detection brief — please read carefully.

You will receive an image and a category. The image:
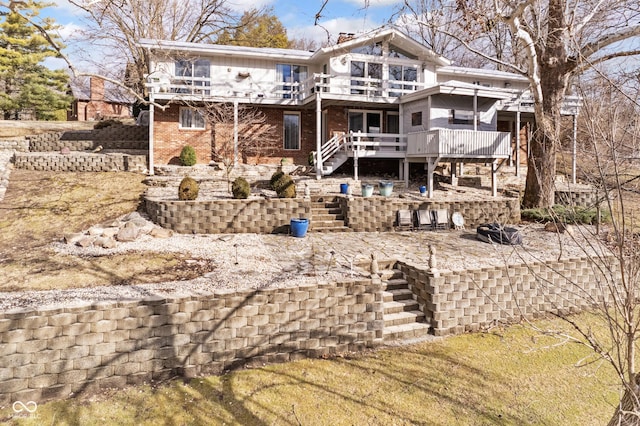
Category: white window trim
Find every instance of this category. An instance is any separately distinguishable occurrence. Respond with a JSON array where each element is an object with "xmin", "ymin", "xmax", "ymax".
[
  {"xmin": 179, "ymin": 107, "xmax": 205, "ymax": 130},
  {"xmin": 283, "ymin": 111, "xmax": 301, "ymax": 151}
]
